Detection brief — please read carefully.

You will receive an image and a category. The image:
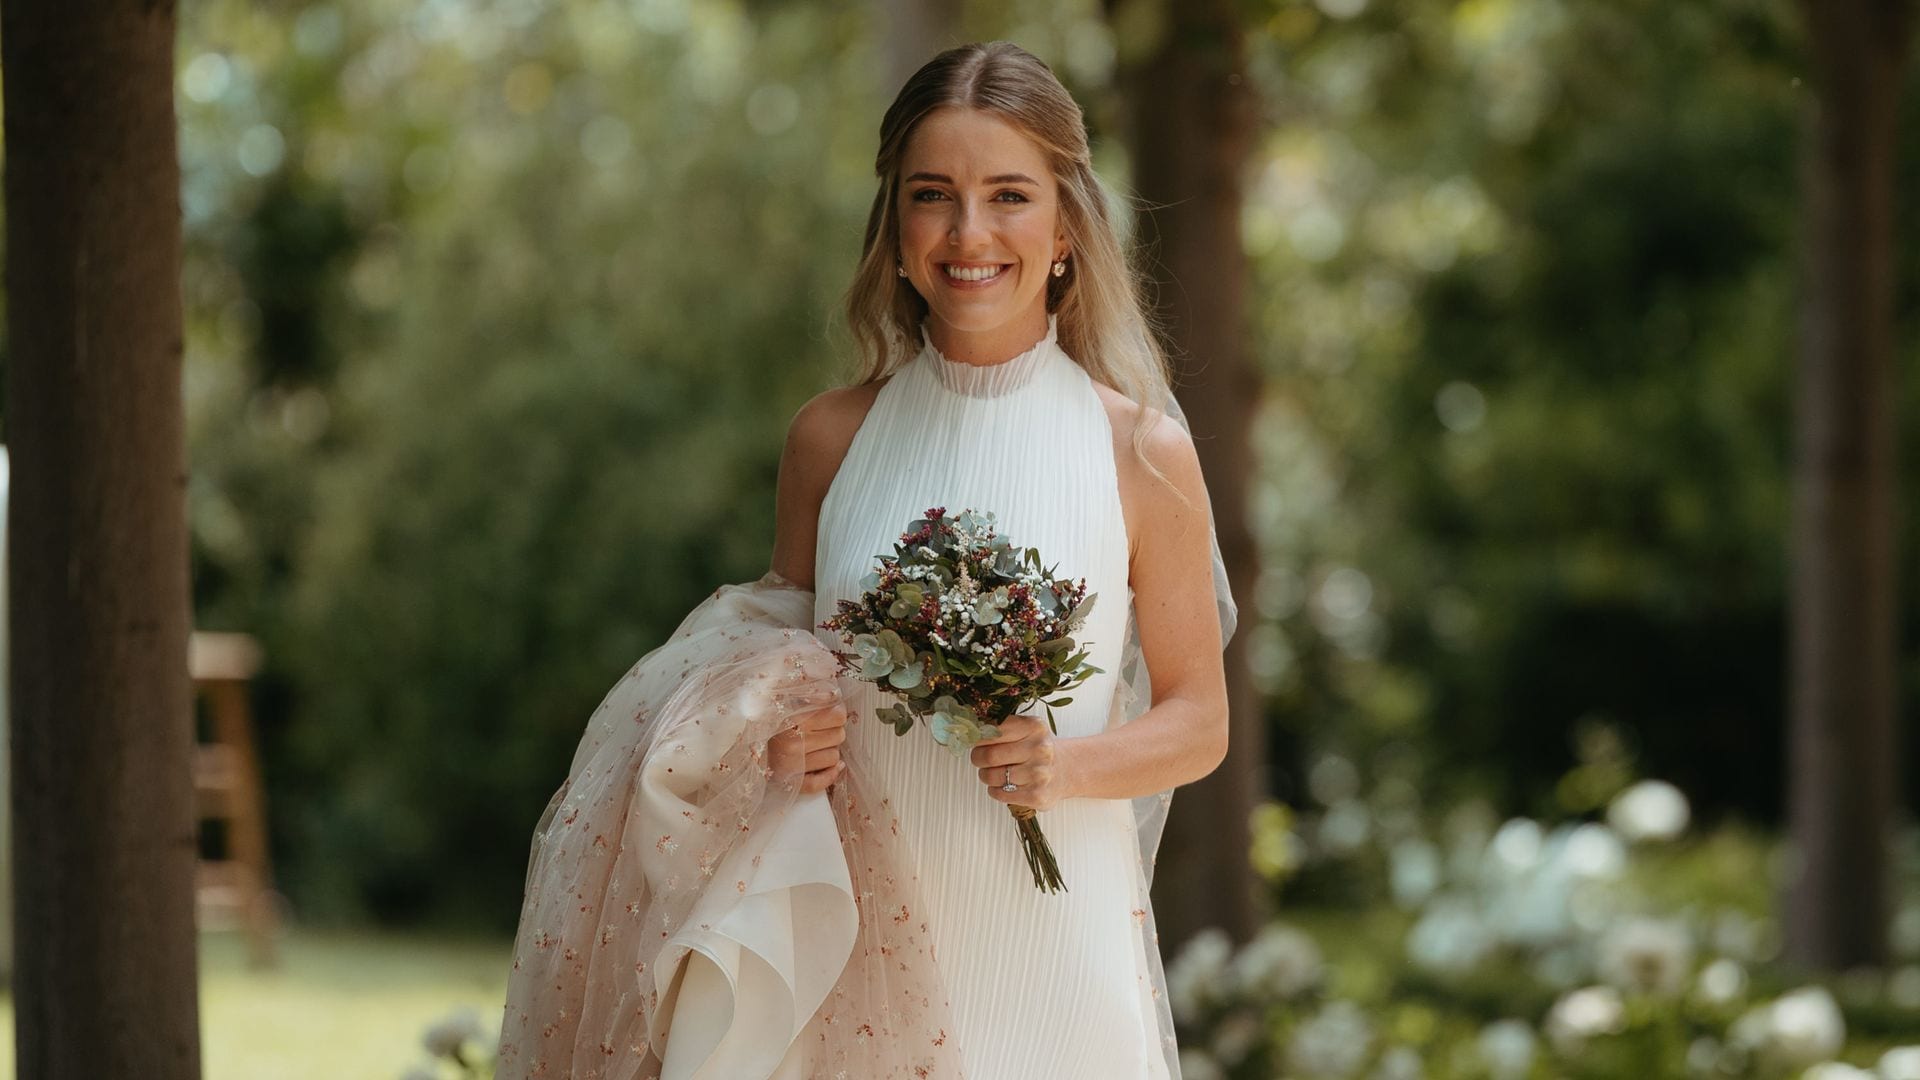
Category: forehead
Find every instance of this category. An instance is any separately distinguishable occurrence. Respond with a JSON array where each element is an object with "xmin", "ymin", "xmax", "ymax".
[{"xmin": 900, "ymin": 106, "xmax": 1052, "ymax": 183}]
